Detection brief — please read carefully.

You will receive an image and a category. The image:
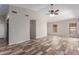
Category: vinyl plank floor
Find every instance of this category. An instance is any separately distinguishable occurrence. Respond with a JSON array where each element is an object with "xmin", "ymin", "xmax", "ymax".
[{"xmin": 0, "ymin": 36, "xmax": 79, "ymax": 55}]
